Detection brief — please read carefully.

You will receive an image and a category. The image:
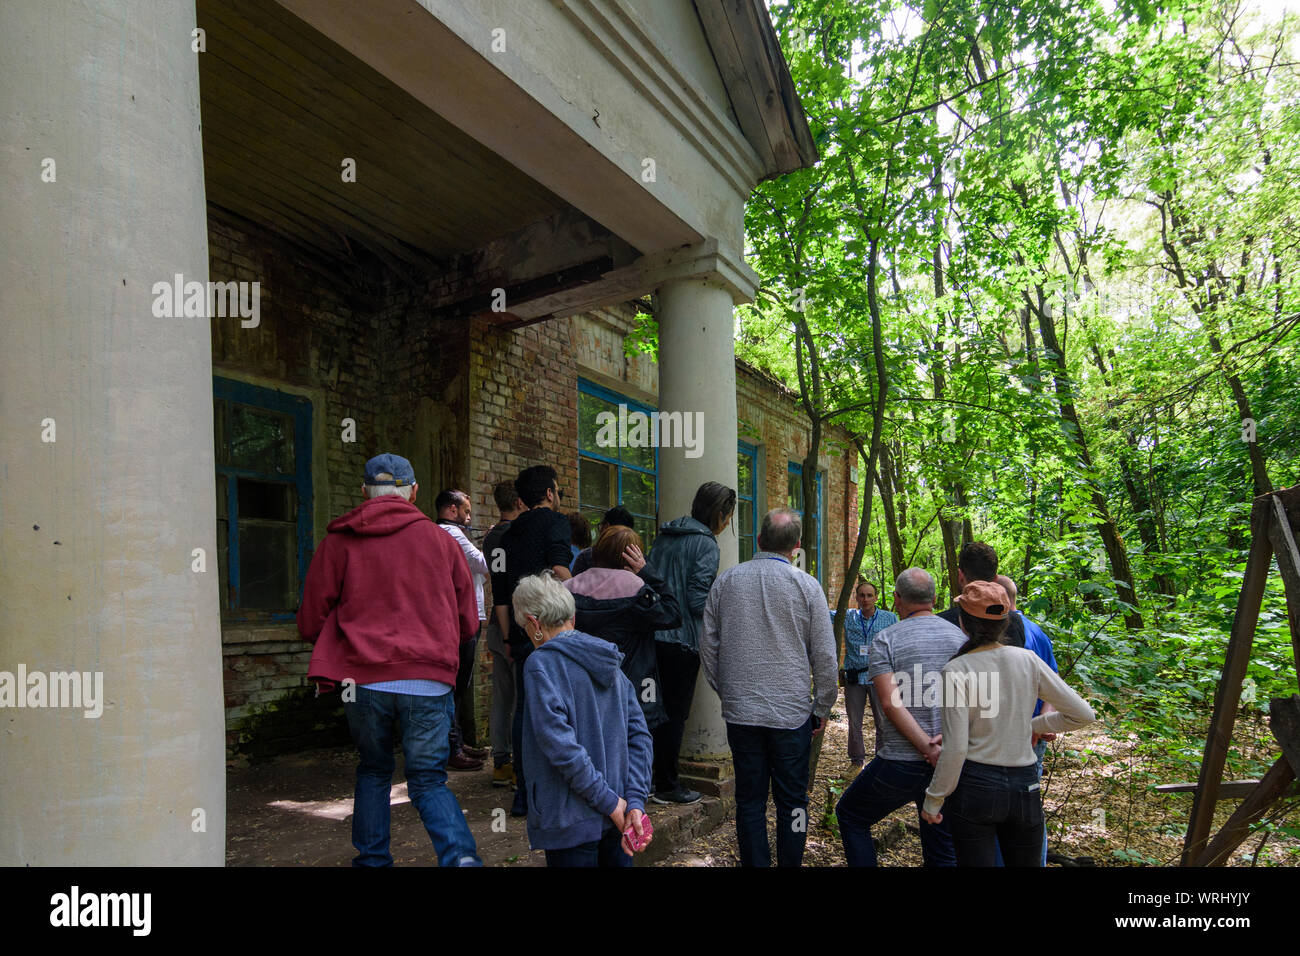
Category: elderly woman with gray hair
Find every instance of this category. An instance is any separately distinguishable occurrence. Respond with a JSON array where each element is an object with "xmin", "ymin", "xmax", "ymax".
[{"xmin": 512, "ymin": 571, "xmax": 654, "ymax": 866}]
